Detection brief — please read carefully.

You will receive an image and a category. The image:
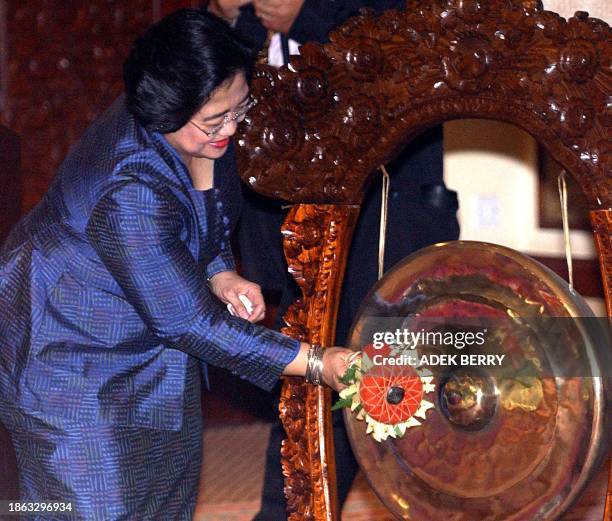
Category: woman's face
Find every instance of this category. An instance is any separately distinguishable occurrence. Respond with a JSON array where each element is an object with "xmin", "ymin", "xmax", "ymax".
[{"xmin": 165, "ymin": 72, "xmax": 250, "ymax": 161}]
